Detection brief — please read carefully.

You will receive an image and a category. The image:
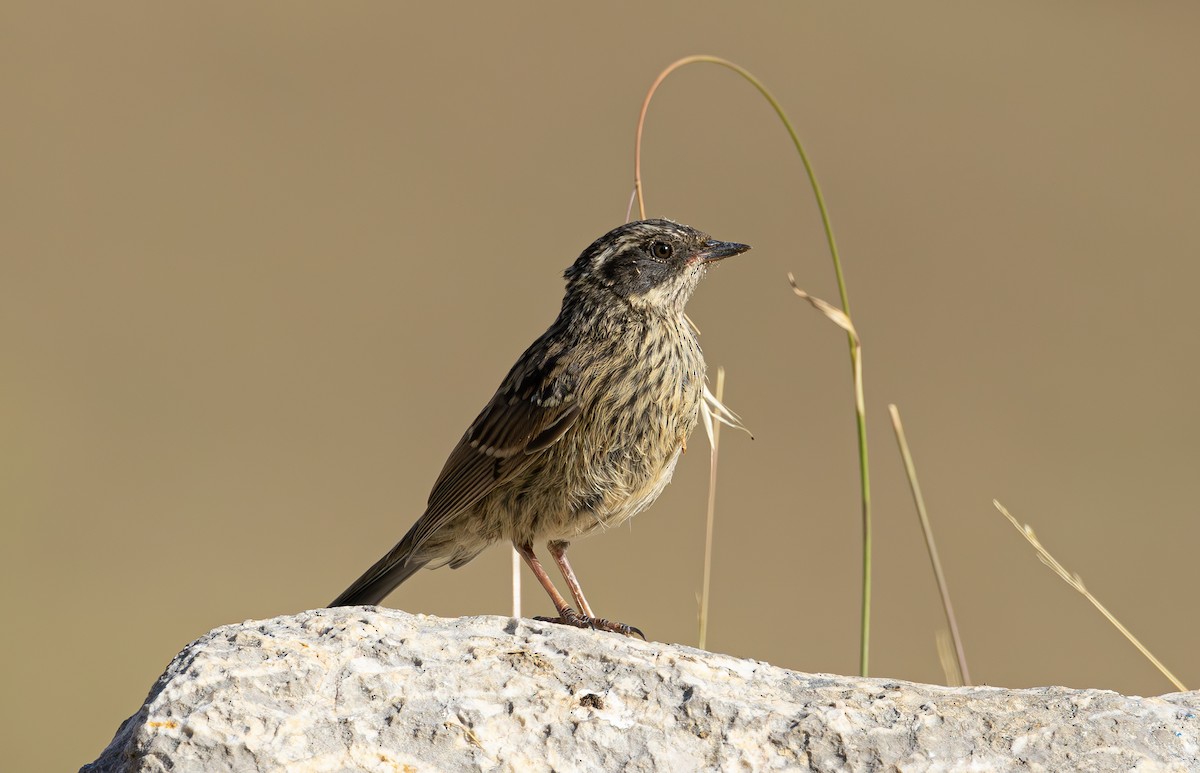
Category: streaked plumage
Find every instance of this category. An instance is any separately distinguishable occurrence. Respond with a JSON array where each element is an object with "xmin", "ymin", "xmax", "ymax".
[{"xmin": 330, "ymin": 219, "xmax": 750, "ymax": 636}]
